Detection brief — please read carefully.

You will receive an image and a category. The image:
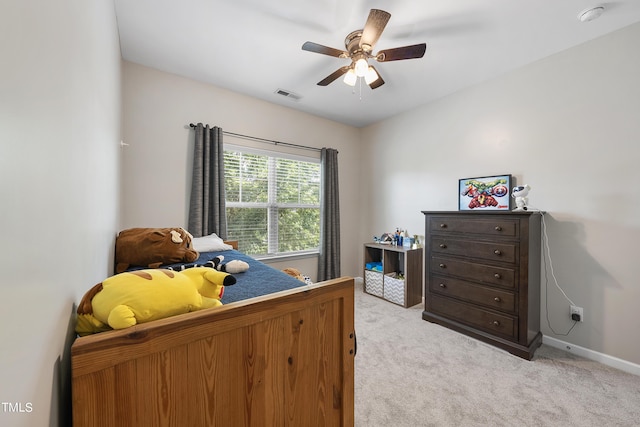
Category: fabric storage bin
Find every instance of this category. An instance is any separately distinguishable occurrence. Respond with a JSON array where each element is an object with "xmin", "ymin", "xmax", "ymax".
[
  {"xmin": 383, "ymin": 273, "xmax": 405, "ymax": 305},
  {"xmin": 364, "ymin": 270, "xmax": 384, "ymax": 297}
]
